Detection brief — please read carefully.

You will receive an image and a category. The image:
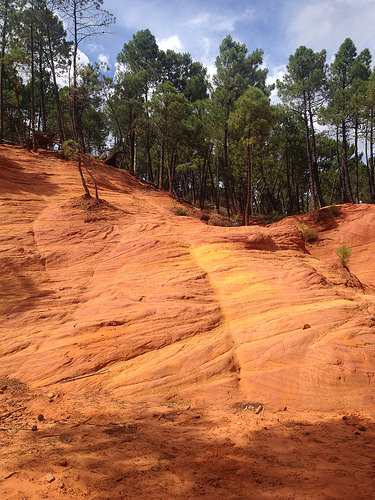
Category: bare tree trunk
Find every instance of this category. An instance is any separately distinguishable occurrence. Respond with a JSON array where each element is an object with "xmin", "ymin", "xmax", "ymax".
[
  {"xmin": 15, "ymin": 82, "xmax": 26, "ymax": 141},
  {"xmin": 303, "ymin": 93, "xmax": 315, "ymax": 210},
  {"xmin": 0, "ymin": 0, "xmax": 9, "ymax": 144},
  {"xmin": 308, "ymin": 100, "xmax": 324, "ymax": 208},
  {"xmin": 336, "ymin": 125, "xmax": 344, "ymax": 202},
  {"xmin": 365, "ymin": 122, "xmax": 375, "ymax": 202},
  {"xmin": 166, "ymin": 137, "xmax": 172, "ymax": 194},
  {"xmin": 223, "ymin": 120, "xmax": 231, "ymax": 217},
  {"xmin": 39, "ymin": 41, "xmax": 47, "ymax": 133},
  {"xmin": 354, "ymin": 117, "xmax": 359, "ymax": 203},
  {"xmin": 77, "ymin": 156, "xmax": 90, "ymax": 197},
  {"xmin": 71, "ymin": 0, "xmax": 91, "ymax": 196},
  {"xmin": 84, "ymin": 162, "xmax": 99, "ymax": 199},
  {"xmin": 158, "ymin": 141, "xmax": 164, "ymax": 189},
  {"xmin": 129, "ymin": 131, "xmax": 135, "ymax": 175},
  {"xmin": 207, "ymin": 154, "xmax": 217, "ymax": 209},
  {"xmin": 30, "ymin": 1, "xmax": 36, "ymax": 151},
  {"xmin": 244, "ymin": 129, "xmax": 252, "ymax": 225},
  {"xmin": 370, "ymin": 112, "xmax": 375, "ymax": 202},
  {"xmin": 341, "ymin": 120, "xmax": 354, "ymax": 203},
  {"xmin": 199, "ymin": 146, "xmax": 212, "ymax": 210},
  {"xmin": 47, "ymin": 23, "xmax": 66, "ymax": 143}
]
